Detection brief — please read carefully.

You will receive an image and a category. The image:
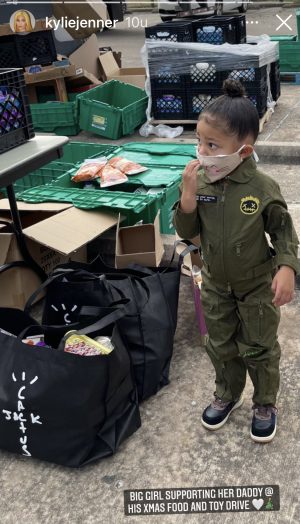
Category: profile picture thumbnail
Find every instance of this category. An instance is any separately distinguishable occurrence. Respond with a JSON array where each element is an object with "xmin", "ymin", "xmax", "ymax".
[{"xmin": 10, "ymin": 10, "xmax": 36, "ymax": 33}]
